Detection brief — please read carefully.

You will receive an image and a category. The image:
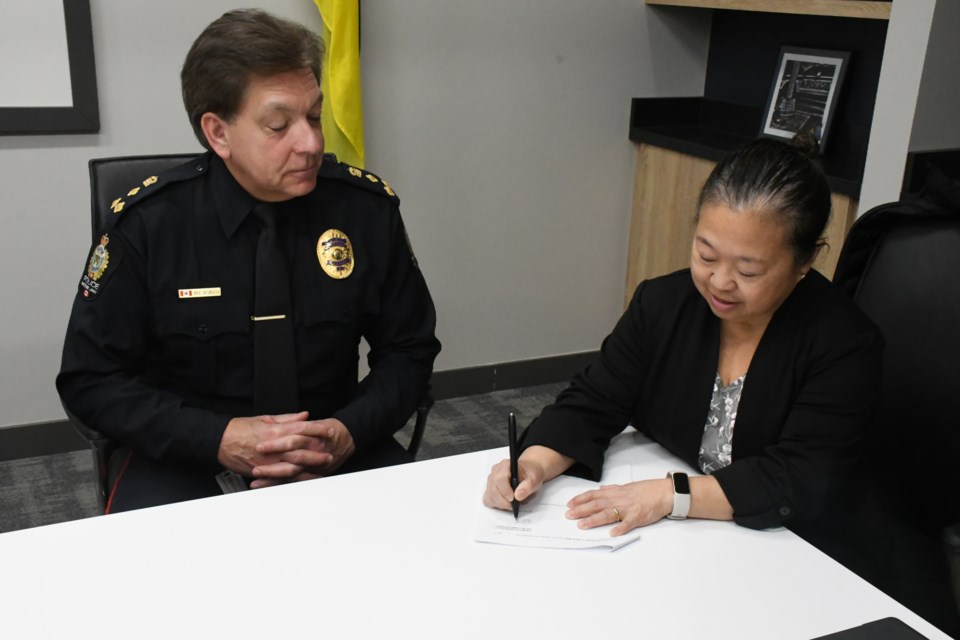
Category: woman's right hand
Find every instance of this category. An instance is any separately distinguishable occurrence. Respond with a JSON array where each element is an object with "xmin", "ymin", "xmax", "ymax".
[
  {"xmin": 483, "ymin": 458, "xmax": 544, "ymax": 511},
  {"xmin": 482, "ymin": 445, "xmax": 575, "ymax": 511}
]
